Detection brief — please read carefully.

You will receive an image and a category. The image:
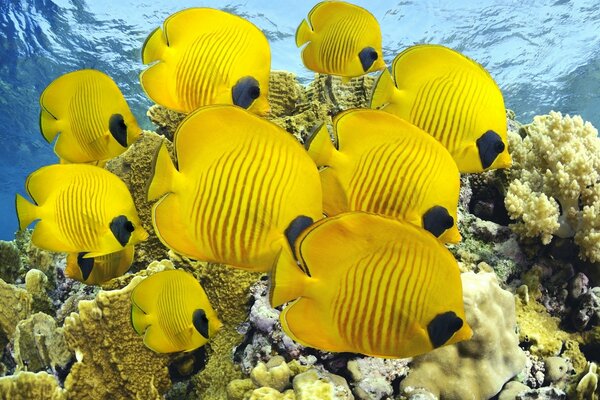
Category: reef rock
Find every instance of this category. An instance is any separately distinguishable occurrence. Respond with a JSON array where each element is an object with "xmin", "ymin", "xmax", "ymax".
[
  {"xmin": 0, "ymin": 371, "xmax": 65, "ymax": 400},
  {"xmin": 62, "ymin": 275, "xmax": 172, "ymax": 399},
  {"xmin": 400, "ymin": 271, "xmax": 526, "ymax": 399}
]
